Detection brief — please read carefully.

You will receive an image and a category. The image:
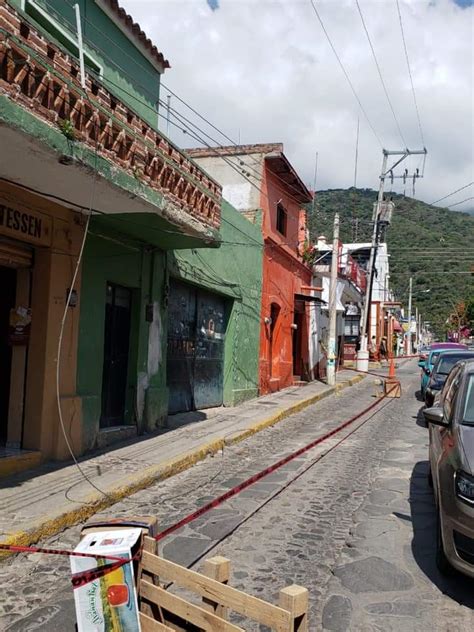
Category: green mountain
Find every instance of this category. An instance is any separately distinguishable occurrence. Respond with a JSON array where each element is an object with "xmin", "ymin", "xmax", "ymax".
[{"xmin": 308, "ymin": 188, "xmax": 474, "ymax": 337}]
